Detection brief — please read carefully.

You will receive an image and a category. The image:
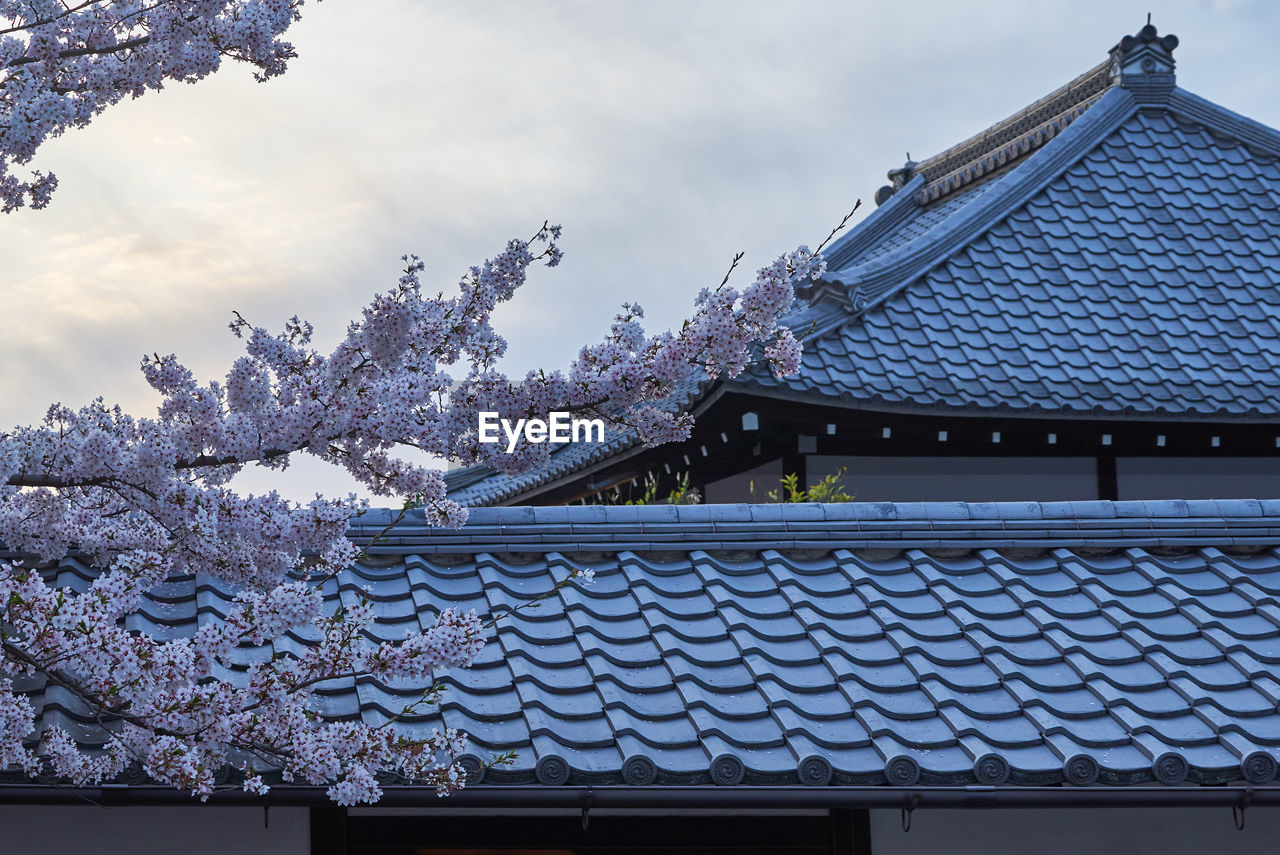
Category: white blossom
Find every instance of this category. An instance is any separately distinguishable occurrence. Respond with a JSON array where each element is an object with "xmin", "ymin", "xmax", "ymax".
[{"xmin": 0, "ymin": 2, "xmax": 827, "ymax": 805}]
